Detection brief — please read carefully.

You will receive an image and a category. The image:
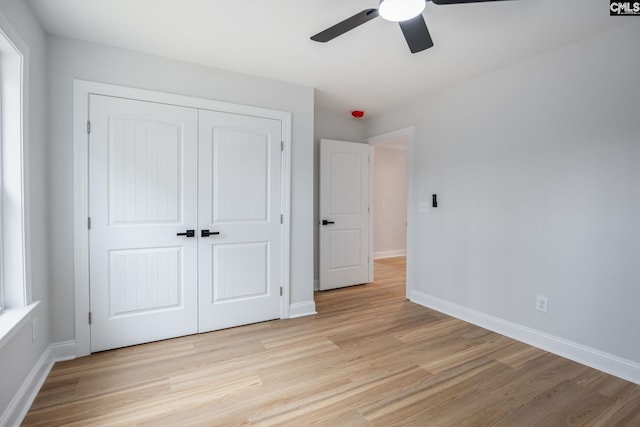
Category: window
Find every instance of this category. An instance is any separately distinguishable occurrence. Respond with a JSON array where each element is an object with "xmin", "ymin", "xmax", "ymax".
[
  {"xmin": 0, "ymin": 58, "xmax": 3, "ymax": 312},
  {"xmin": 1, "ymin": 25, "xmax": 26, "ymax": 308},
  {"xmin": 0, "ymin": 60, "xmax": 3, "ymax": 312},
  {"xmin": 0, "ymin": 12, "xmax": 32, "ymax": 339}
]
